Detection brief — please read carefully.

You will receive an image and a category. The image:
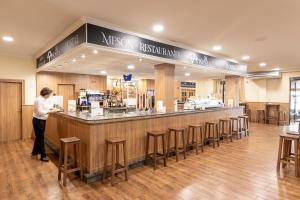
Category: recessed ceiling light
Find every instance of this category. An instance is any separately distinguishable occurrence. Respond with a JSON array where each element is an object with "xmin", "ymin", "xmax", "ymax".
[
  {"xmin": 259, "ymin": 62, "xmax": 267, "ymax": 67},
  {"xmin": 184, "ymin": 72, "xmax": 191, "ymax": 76},
  {"xmin": 127, "ymin": 64, "xmax": 135, "ymax": 70},
  {"xmin": 212, "ymin": 45, "xmax": 222, "ymax": 51},
  {"xmin": 100, "ymin": 70, "xmax": 107, "ymax": 75},
  {"xmin": 241, "ymin": 55, "xmax": 250, "ymax": 60},
  {"xmin": 138, "ymin": 58, "xmax": 143, "ymax": 62},
  {"xmin": 72, "ymin": 58, "xmax": 76, "ymax": 63},
  {"xmin": 273, "ymin": 67, "xmax": 280, "ymax": 71},
  {"xmin": 152, "ymin": 24, "xmax": 164, "ymax": 32},
  {"xmin": 93, "ymin": 49, "xmax": 98, "ymax": 54},
  {"xmin": 81, "ymin": 54, "xmax": 86, "ymax": 59},
  {"xmin": 2, "ymin": 35, "xmax": 14, "ymax": 42}
]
